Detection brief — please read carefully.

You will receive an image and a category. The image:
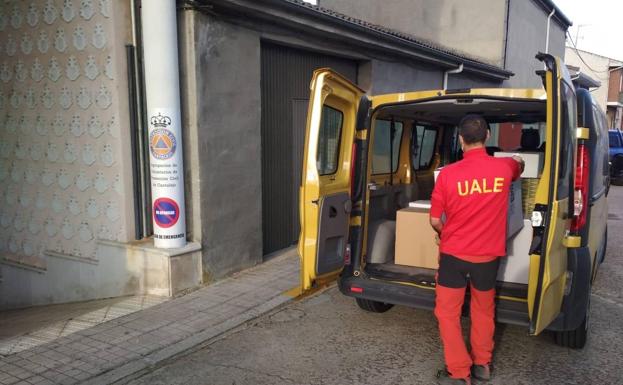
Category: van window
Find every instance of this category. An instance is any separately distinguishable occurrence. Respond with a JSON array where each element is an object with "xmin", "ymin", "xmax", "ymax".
[
  {"xmin": 412, "ymin": 125, "xmax": 438, "ymax": 170},
  {"xmin": 557, "ymin": 82, "xmax": 576, "ymax": 200},
  {"xmin": 316, "ymin": 105, "xmax": 343, "ymax": 175},
  {"xmin": 371, "ymin": 119, "xmax": 403, "ymax": 174},
  {"xmin": 610, "ymin": 131, "xmax": 622, "ymax": 148}
]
